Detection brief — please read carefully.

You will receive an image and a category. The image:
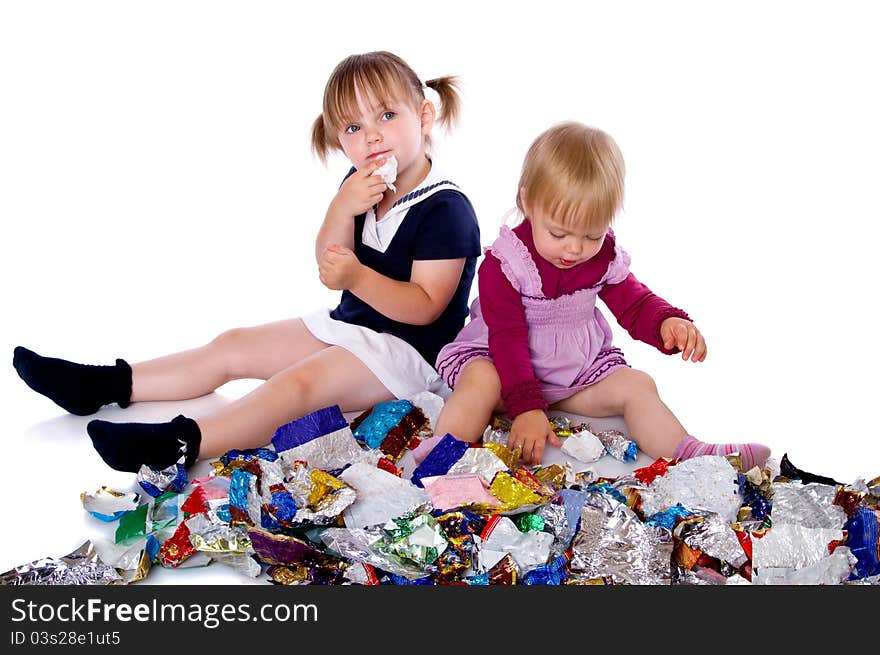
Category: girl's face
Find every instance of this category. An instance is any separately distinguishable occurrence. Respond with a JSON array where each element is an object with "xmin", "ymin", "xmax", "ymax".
[
  {"xmin": 336, "ymin": 87, "xmax": 433, "ymax": 176},
  {"xmin": 524, "ymin": 200, "xmax": 607, "ymax": 270}
]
